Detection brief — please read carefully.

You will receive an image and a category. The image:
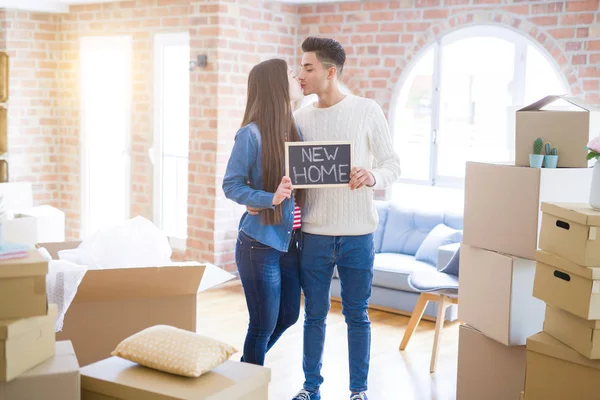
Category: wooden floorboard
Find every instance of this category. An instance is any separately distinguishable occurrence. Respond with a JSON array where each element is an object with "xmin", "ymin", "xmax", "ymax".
[{"xmin": 197, "ymin": 280, "xmax": 459, "ymax": 400}]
